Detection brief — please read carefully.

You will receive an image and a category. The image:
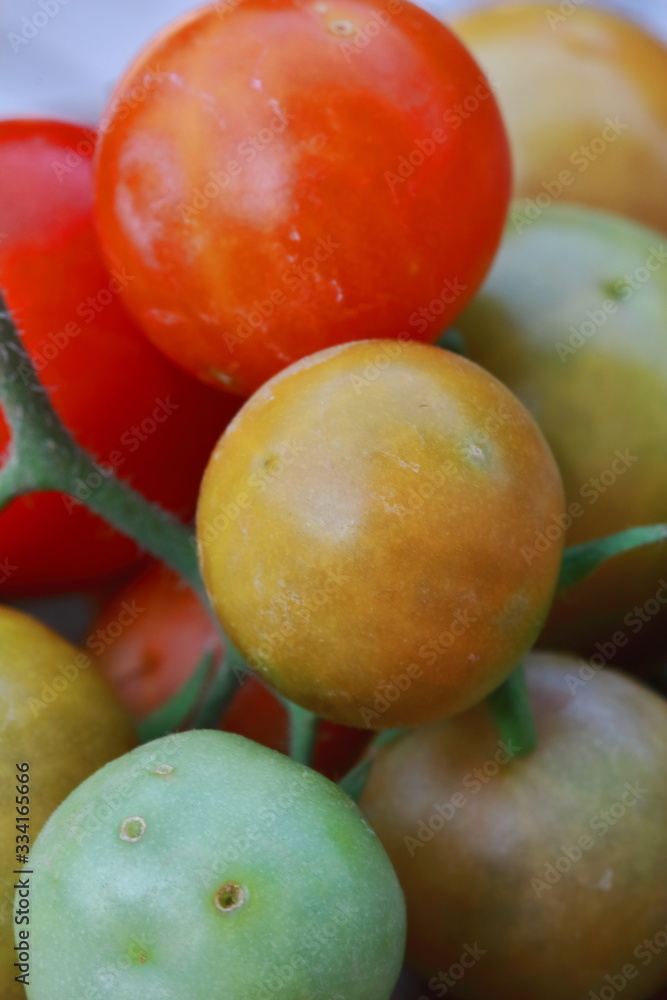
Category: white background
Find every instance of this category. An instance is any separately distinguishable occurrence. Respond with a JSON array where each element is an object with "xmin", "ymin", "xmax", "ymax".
[{"xmin": 2, "ymin": 0, "xmax": 667, "ymax": 124}]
